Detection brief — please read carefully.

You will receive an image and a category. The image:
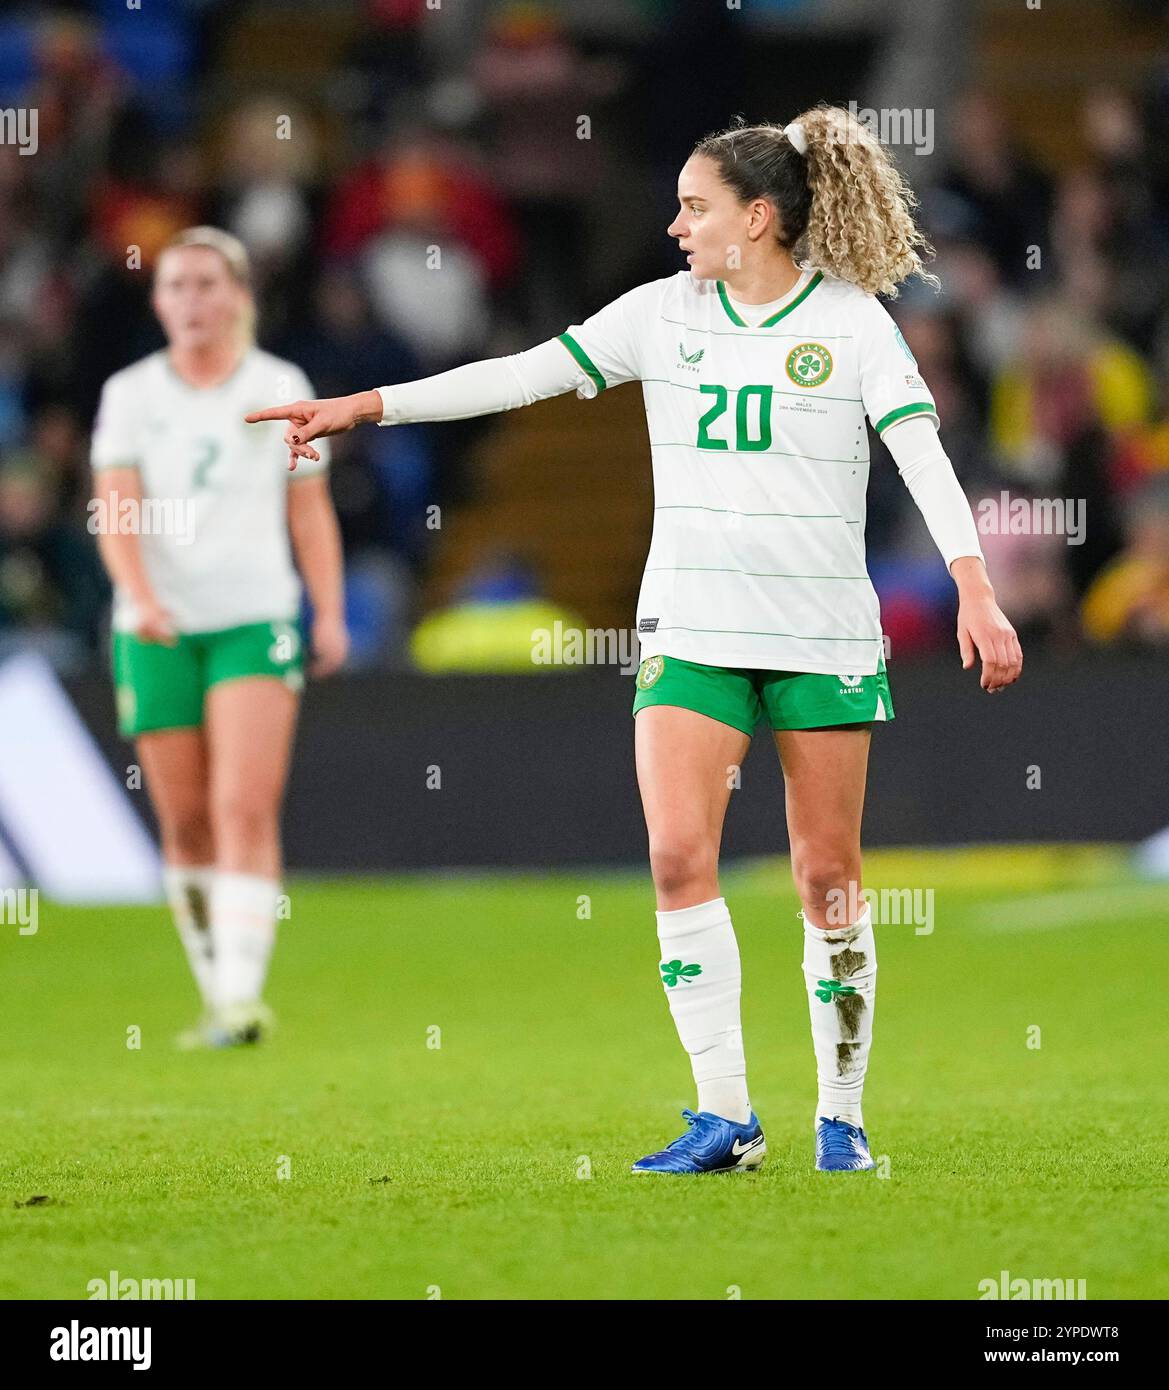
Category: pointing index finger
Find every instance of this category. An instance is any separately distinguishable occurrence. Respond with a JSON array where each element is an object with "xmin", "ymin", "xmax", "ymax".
[{"xmin": 244, "ymin": 404, "xmax": 297, "ymax": 424}]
